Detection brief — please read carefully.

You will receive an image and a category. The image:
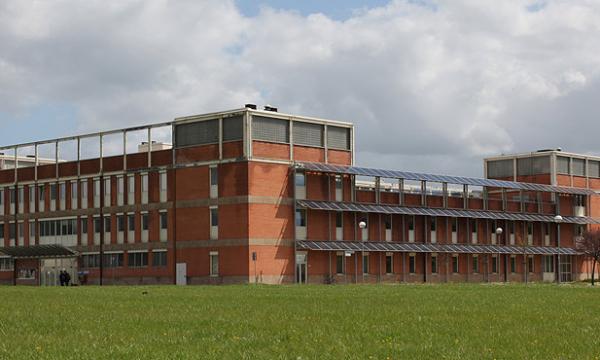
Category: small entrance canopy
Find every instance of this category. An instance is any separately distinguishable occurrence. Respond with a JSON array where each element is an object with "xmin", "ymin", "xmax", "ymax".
[{"xmin": 0, "ymin": 245, "xmax": 77, "ymax": 259}]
